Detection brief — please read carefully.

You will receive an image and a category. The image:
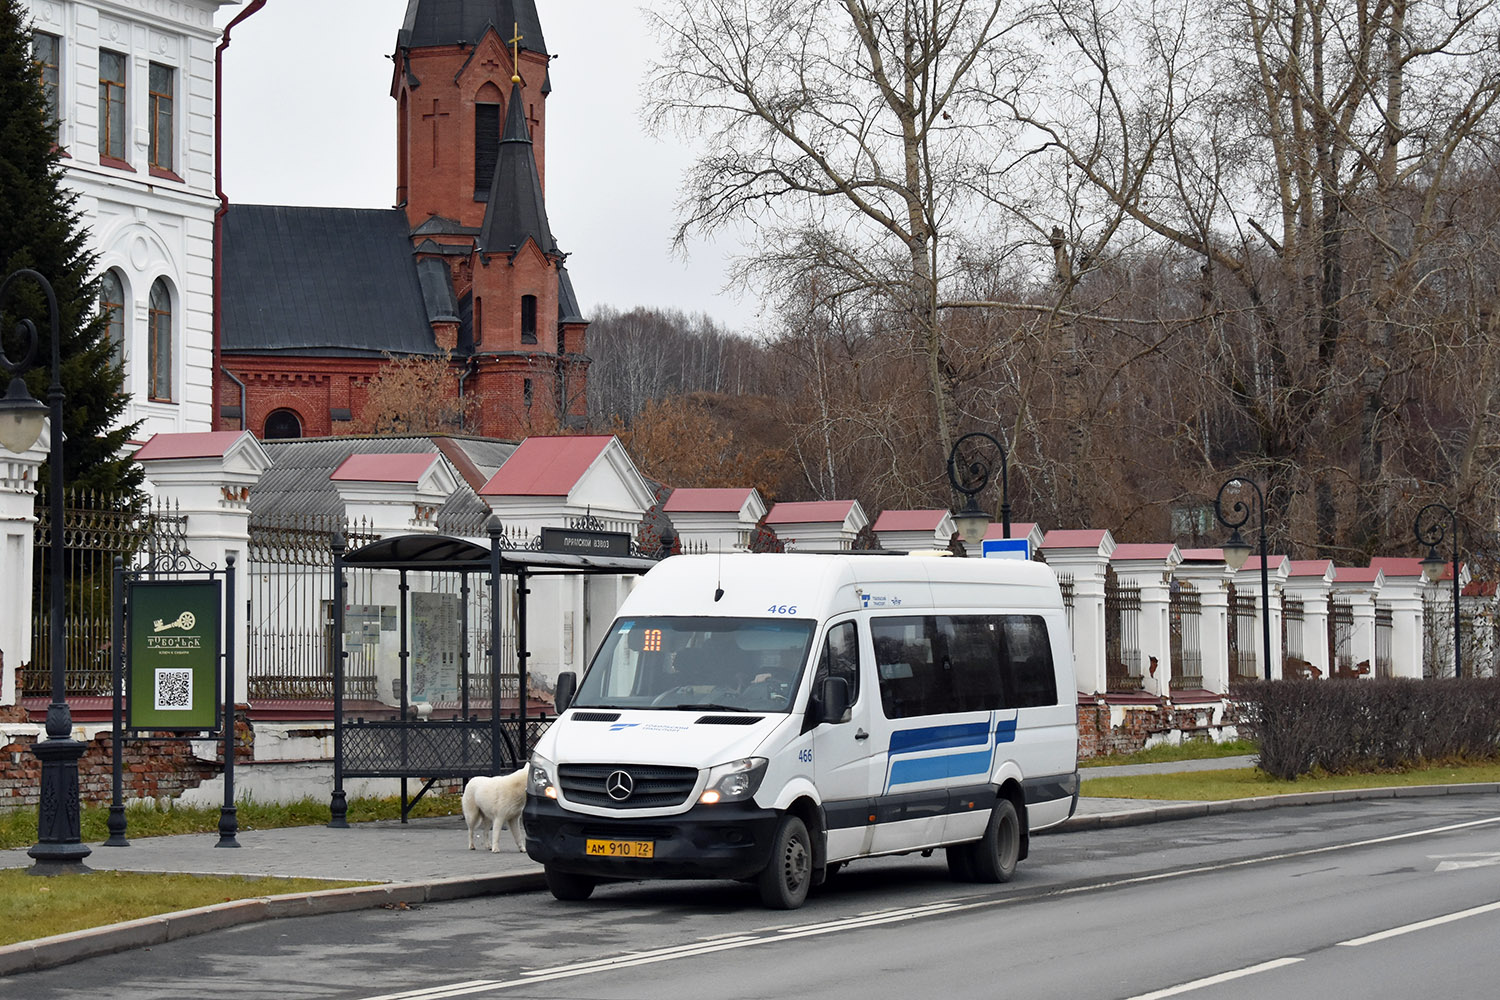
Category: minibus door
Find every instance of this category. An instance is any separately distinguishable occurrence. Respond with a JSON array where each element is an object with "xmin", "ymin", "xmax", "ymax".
[{"xmin": 809, "ymin": 618, "xmax": 878, "ymax": 860}]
